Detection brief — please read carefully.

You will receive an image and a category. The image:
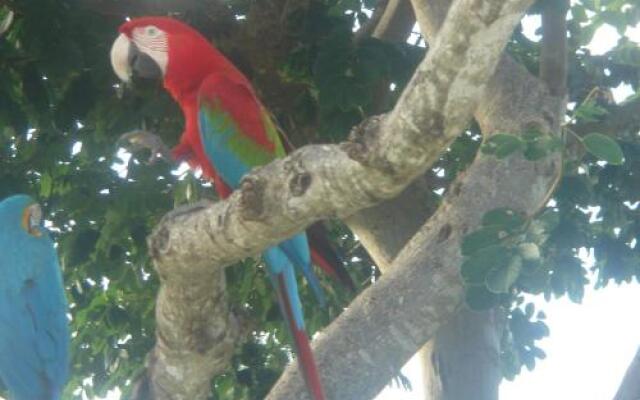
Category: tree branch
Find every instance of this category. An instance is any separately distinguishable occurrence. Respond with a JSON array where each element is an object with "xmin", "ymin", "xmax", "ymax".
[
  {"xmin": 614, "ymin": 346, "xmax": 640, "ymax": 400},
  {"xmin": 135, "ymin": 0, "xmax": 535, "ymax": 398},
  {"xmin": 355, "ymin": 0, "xmax": 390, "ymax": 41},
  {"xmin": 409, "ymin": 0, "xmax": 451, "ymax": 37},
  {"xmin": 357, "ymin": 0, "xmax": 416, "ymax": 44},
  {"xmin": 540, "ymin": 0, "xmax": 569, "ymax": 96},
  {"xmin": 372, "ymin": 0, "xmax": 415, "ymax": 41}
]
